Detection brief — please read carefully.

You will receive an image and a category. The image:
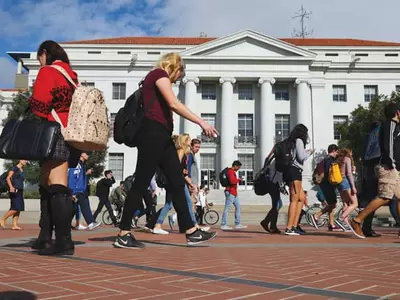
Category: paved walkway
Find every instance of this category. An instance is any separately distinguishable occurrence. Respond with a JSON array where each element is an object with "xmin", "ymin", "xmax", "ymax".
[{"xmin": 1, "ymin": 224, "xmax": 400, "ymax": 300}]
